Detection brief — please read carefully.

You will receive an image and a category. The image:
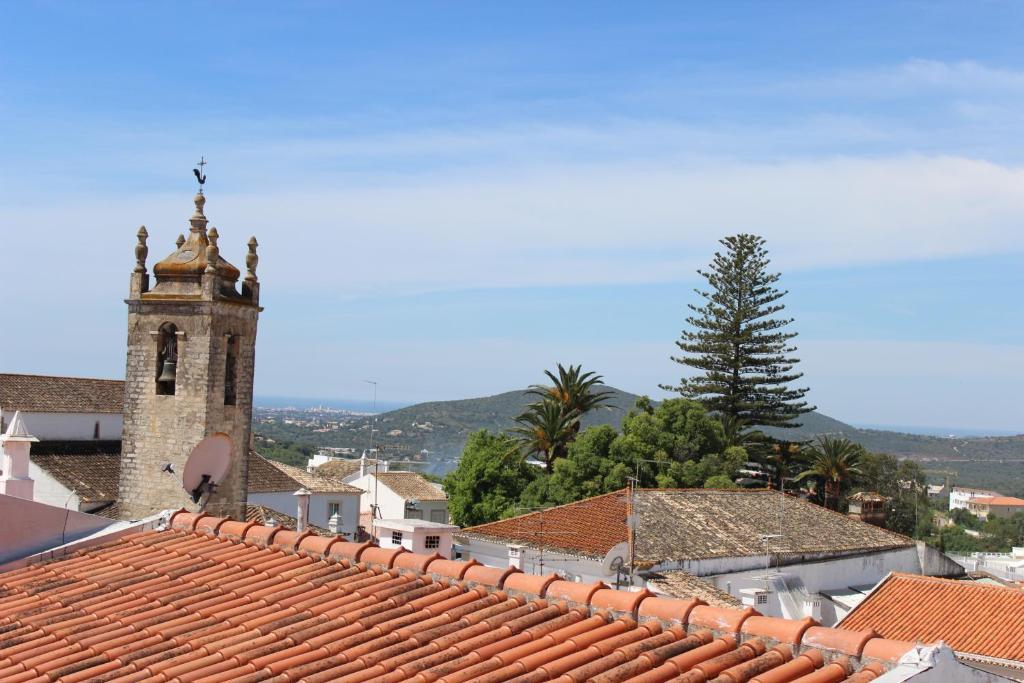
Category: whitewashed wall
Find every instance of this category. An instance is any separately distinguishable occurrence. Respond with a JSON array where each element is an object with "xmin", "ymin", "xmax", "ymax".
[
  {"xmin": 248, "ymin": 490, "xmax": 360, "ymax": 539},
  {"xmin": 1, "ymin": 411, "xmax": 122, "ymax": 441},
  {"xmin": 378, "ymin": 524, "xmax": 455, "ymax": 558},
  {"xmin": 456, "ymin": 535, "xmax": 611, "ymax": 584},
  {"xmin": 350, "ymin": 474, "xmax": 449, "ymax": 523},
  {"xmin": 27, "ymin": 463, "xmax": 80, "ymax": 510}
]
